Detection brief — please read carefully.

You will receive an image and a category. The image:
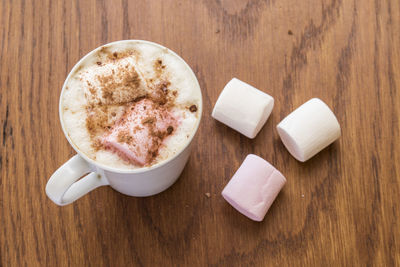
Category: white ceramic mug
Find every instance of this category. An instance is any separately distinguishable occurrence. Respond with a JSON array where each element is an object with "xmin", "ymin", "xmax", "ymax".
[{"xmin": 46, "ymin": 40, "xmax": 202, "ymax": 206}]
